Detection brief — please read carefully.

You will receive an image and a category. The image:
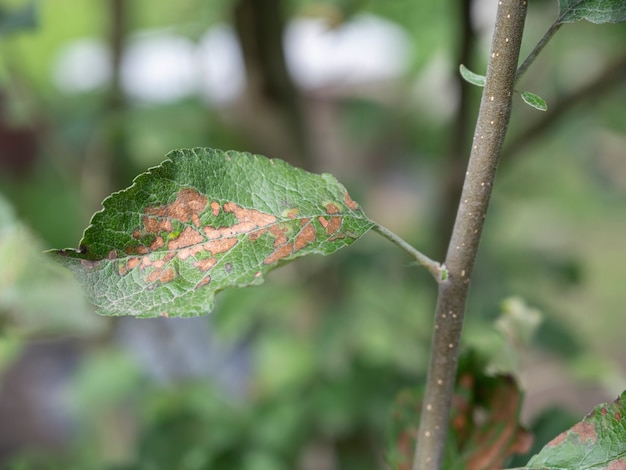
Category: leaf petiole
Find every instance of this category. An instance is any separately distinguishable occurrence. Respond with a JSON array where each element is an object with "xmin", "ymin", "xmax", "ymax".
[{"xmin": 372, "ymin": 224, "xmax": 445, "ymax": 282}]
